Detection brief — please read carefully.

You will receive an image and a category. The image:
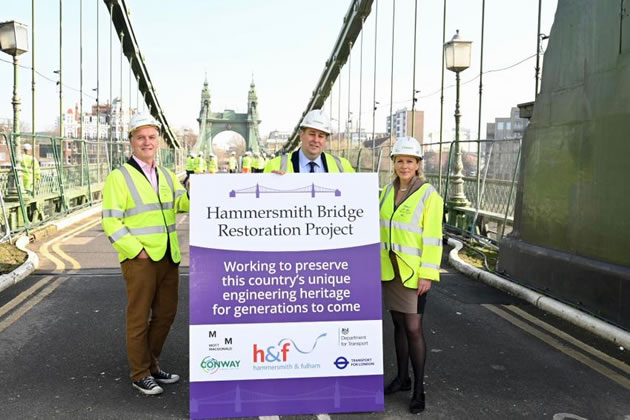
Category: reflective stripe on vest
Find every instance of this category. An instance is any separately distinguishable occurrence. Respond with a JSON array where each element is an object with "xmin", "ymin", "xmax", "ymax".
[
  {"xmin": 280, "ymin": 154, "xmax": 289, "ymax": 172},
  {"xmin": 380, "ymin": 219, "xmax": 424, "ymax": 235},
  {"xmin": 118, "ymin": 165, "xmax": 174, "ymax": 218},
  {"xmin": 108, "ymin": 226, "xmax": 130, "ymax": 244},
  {"xmin": 379, "ymin": 185, "xmax": 393, "ymax": 209},
  {"xmin": 102, "ymin": 209, "xmax": 124, "ymax": 218},
  {"xmin": 331, "ymin": 155, "xmax": 345, "ymax": 172},
  {"xmin": 423, "ymin": 237, "xmax": 443, "ymax": 246},
  {"xmin": 422, "ymin": 262, "xmax": 440, "ymax": 270},
  {"xmin": 380, "ymin": 241, "xmax": 423, "ymax": 257},
  {"xmin": 411, "ymin": 185, "xmax": 437, "ymax": 226},
  {"xmin": 107, "ymin": 224, "xmax": 176, "ymax": 245}
]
